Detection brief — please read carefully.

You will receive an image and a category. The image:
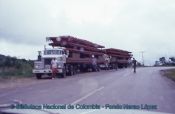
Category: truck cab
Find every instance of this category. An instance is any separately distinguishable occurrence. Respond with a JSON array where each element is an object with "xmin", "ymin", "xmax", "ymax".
[{"xmin": 33, "ymin": 47, "xmax": 67, "ymax": 79}]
